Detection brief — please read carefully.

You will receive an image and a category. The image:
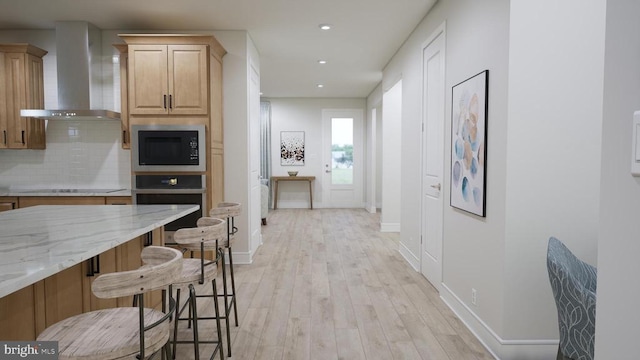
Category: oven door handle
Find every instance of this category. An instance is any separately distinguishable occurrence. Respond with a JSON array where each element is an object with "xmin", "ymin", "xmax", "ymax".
[{"xmin": 132, "ymin": 188, "xmax": 206, "ymax": 194}]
